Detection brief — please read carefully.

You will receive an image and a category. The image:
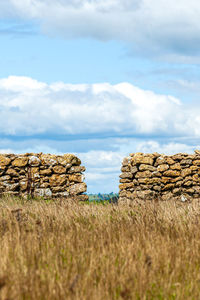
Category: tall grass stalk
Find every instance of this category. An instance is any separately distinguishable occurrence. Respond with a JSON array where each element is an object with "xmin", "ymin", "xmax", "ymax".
[{"xmin": 0, "ymin": 197, "xmax": 200, "ymax": 299}]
